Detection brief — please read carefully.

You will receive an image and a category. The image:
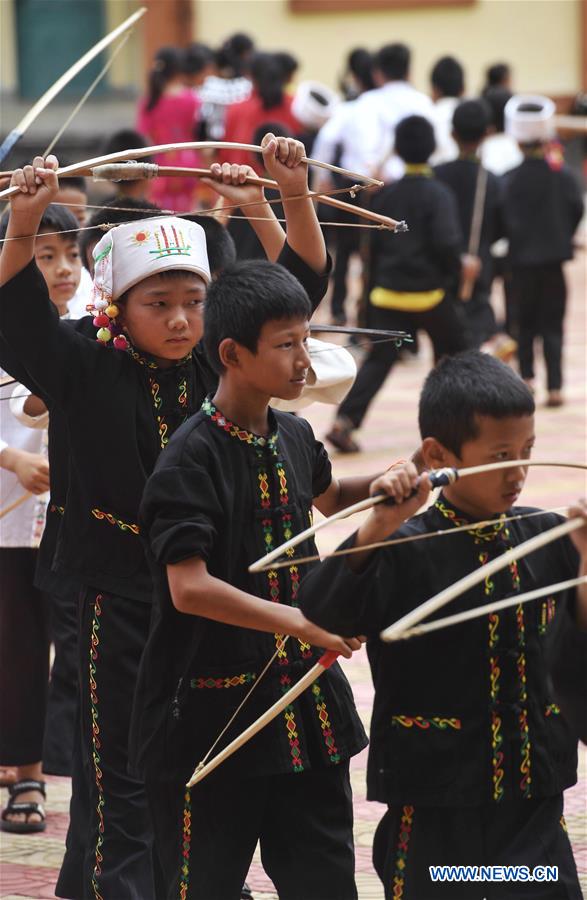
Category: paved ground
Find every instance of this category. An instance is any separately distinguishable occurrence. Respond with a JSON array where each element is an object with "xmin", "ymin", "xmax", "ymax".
[{"xmin": 1, "ymin": 246, "xmax": 585, "ymax": 898}]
